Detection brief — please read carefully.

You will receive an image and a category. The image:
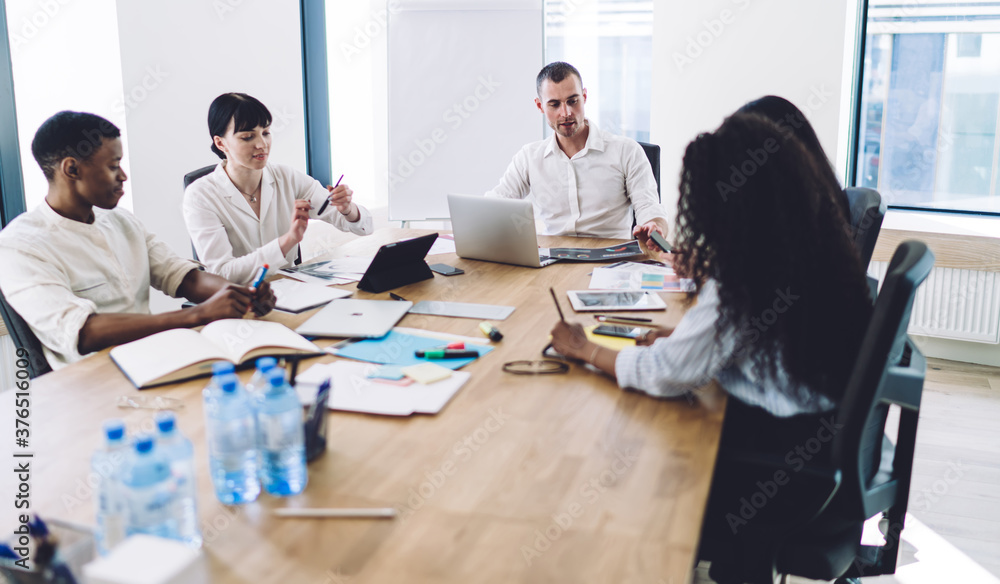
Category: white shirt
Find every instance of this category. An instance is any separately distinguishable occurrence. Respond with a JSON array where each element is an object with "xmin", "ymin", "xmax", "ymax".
[
  {"xmin": 183, "ymin": 161, "xmax": 374, "ymax": 283},
  {"xmin": 485, "ymin": 121, "xmax": 666, "ymax": 239},
  {"xmin": 0, "ymin": 202, "xmax": 197, "ymax": 370},
  {"xmin": 615, "ymin": 280, "xmax": 835, "ymax": 417}
]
